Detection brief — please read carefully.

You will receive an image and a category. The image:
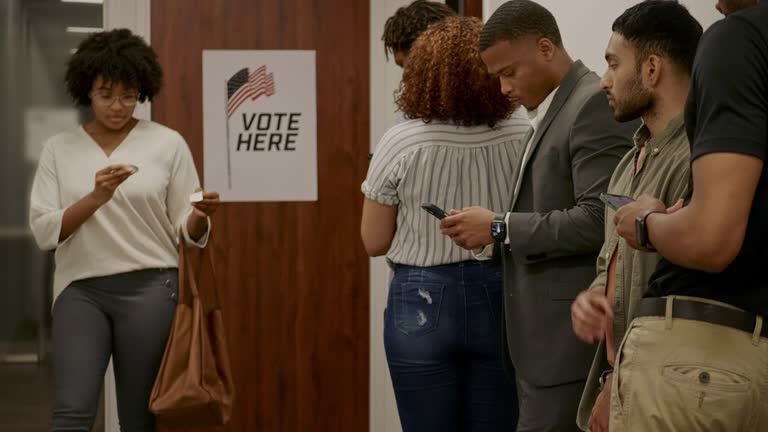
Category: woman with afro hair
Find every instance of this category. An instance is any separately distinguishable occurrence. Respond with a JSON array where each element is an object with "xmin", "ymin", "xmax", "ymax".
[
  {"xmin": 361, "ymin": 16, "xmax": 530, "ymax": 432},
  {"xmin": 29, "ymin": 28, "xmax": 220, "ymax": 431}
]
